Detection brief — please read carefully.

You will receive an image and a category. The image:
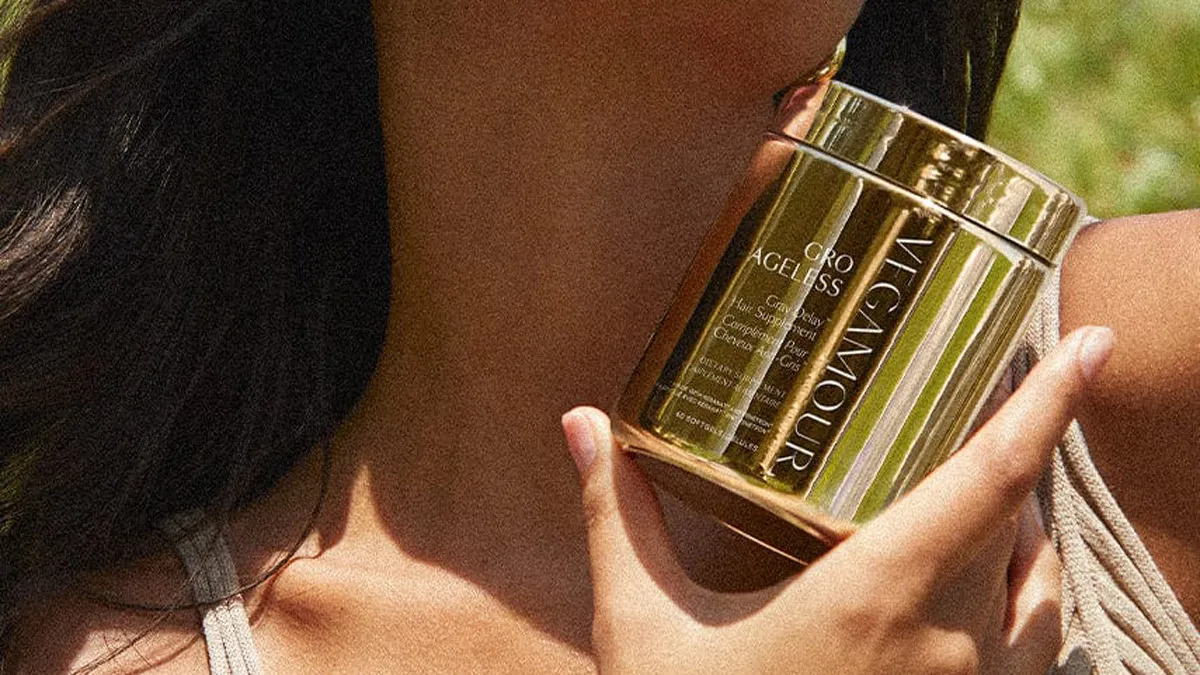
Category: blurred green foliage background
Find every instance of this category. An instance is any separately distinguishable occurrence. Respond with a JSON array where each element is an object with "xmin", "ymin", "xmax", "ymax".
[
  {"xmin": 0, "ymin": 1, "xmax": 31, "ymax": 99},
  {"xmin": 990, "ymin": 0, "xmax": 1200, "ymax": 218}
]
